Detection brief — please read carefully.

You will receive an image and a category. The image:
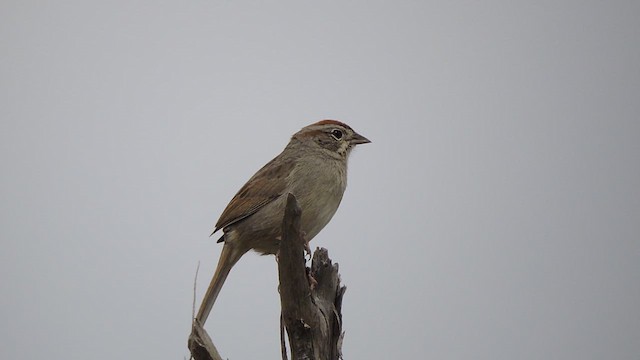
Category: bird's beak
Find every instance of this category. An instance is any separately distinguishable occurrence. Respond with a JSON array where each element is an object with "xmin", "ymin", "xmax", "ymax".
[{"xmin": 350, "ymin": 132, "xmax": 371, "ymax": 145}]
